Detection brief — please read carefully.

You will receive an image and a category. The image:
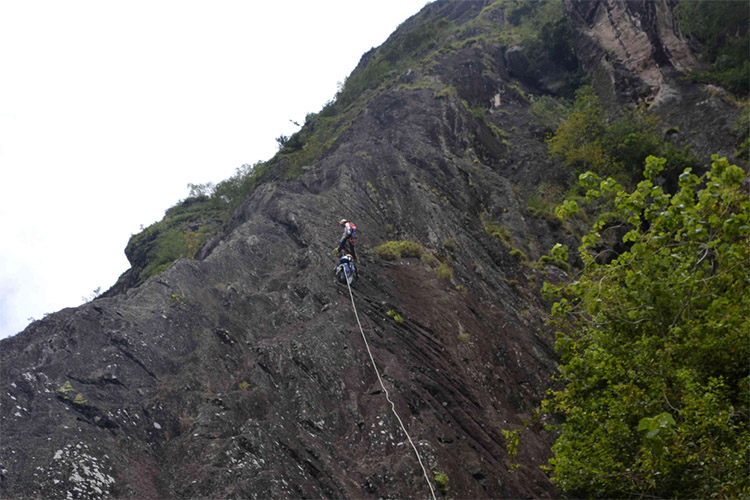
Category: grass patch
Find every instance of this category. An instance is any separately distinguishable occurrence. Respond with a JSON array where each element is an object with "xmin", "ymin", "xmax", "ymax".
[
  {"xmin": 125, "ymin": 196, "xmax": 226, "ymax": 286},
  {"xmin": 435, "ymin": 262, "xmax": 454, "ymax": 281},
  {"xmin": 509, "ymin": 248, "xmax": 527, "ymax": 262},
  {"xmin": 434, "ymin": 85, "xmax": 458, "ymax": 100},
  {"xmin": 374, "ymin": 240, "xmax": 425, "ymax": 260},
  {"xmin": 375, "ymin": 239, "xmax": 456, "ymax": 282},
  {"xmin": 481, "ymin": 211, "xmax": 512, "ymax": 246},
  {"xmin": 332, "ymin": 18, "xmax": 457, "ymax": 111}
]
